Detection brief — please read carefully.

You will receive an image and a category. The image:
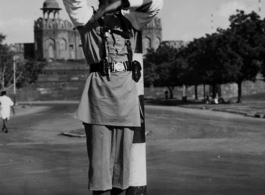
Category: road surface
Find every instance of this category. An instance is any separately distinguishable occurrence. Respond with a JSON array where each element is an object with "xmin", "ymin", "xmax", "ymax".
[{"xmin": 0, "ymin": 103, "xmax": 264, "ymax": 195}]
